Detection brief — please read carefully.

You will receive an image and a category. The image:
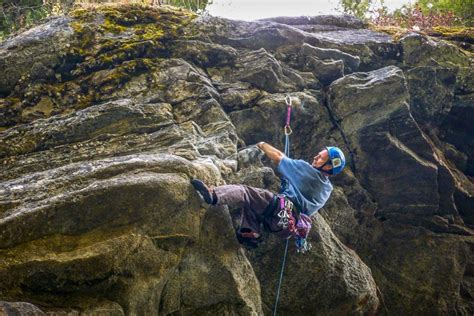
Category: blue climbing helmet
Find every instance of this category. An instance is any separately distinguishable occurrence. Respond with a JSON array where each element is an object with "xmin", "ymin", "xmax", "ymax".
[{"xmin": 323, "ymin": 146, "xmax": 346, "ymax": 175}]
